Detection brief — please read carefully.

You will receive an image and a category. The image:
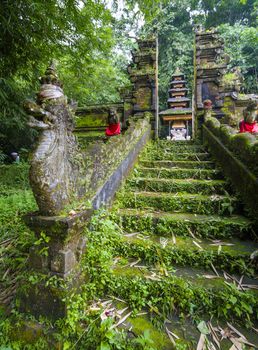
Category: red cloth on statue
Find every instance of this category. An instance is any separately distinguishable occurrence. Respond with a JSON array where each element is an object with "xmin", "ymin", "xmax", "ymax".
[
  {"xmin": 105, "ymin": 123, "xmax": 121, "ymax": 136},
  {"xmin": 239, "ymin": 120, "xmax": 258, "ymax": 133}
]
